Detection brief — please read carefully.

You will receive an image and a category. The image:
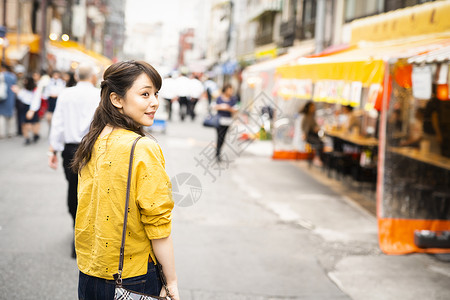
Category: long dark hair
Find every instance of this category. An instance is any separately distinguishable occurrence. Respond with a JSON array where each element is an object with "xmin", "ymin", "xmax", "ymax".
[
  {"xmin": 71, "ymin": 60, "xmax": 162, "ymax": 173},
  {"xmin": 24, "ymin": 75, "xmax": 36, "ymax": 91},
  {"xmin": 300, "ymin": 101, "xmax": 314, "ymax": 115}
]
